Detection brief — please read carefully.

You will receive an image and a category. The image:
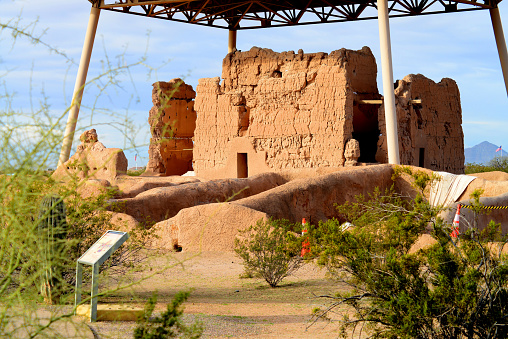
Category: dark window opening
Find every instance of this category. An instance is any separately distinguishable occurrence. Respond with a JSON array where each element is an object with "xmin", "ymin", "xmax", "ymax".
[
  {"xmin": 237, "ymin": 153, "xmax": 248, "ymax": 178},
  {"xmin": 272, "ymin": 70, "xmax": 282, "ymax": 78},
  {"xmin": 414, "ymin": 104, "xmax": 423, "ymax": 129},
  {"xmin": 239, "ymin": 107, "xmax": 250, "ymax": 136}
]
